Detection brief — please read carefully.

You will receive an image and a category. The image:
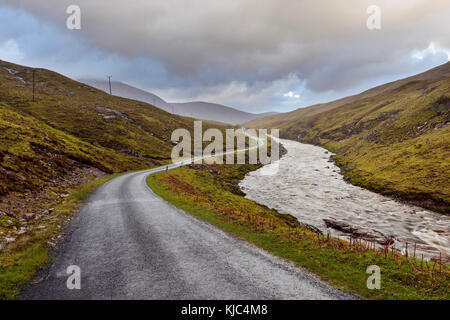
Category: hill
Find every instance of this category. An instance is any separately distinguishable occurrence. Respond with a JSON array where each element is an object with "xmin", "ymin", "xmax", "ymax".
[
  {"xmin": 245, "ymin": 62, "xmax": 450, "ymax": 213},
  {"xmin": 80, "ymin": 79, "xmax": 277, "ymax": 124},
  {"xmin": 78, "ymin": 79, "xmax": 174, "ymax": 113},
  {"xmin": 0, "ymin": 60, "xmax": 223, "ymax": 204},
  {"xmin": 171, "ymin": 101, "xmax": 277, "ymax": 125}
]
